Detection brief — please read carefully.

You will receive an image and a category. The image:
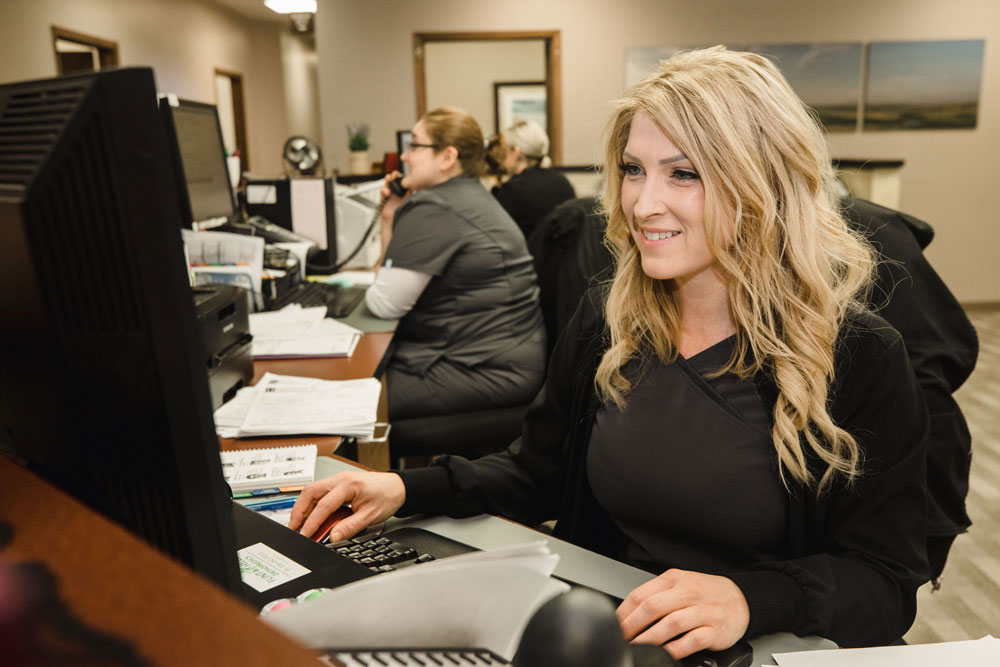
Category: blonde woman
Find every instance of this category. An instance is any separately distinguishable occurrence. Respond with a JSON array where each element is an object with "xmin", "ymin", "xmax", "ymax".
[
  {"xmin": 292, "ymin": 49, "xmax": 928, "ymax": 659},
  {"xmin": 491, "ymin": 119, "xmax": 575, "ymax": 237}
]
